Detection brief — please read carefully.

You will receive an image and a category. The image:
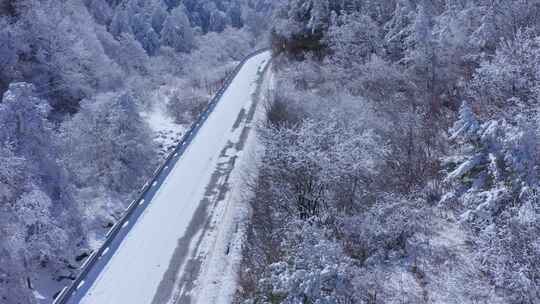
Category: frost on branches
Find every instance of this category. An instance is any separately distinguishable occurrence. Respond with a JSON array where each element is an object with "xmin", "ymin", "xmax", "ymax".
[{"xmin": 239, "ymin": 1, "xmax": 540, "ymax": 303}]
